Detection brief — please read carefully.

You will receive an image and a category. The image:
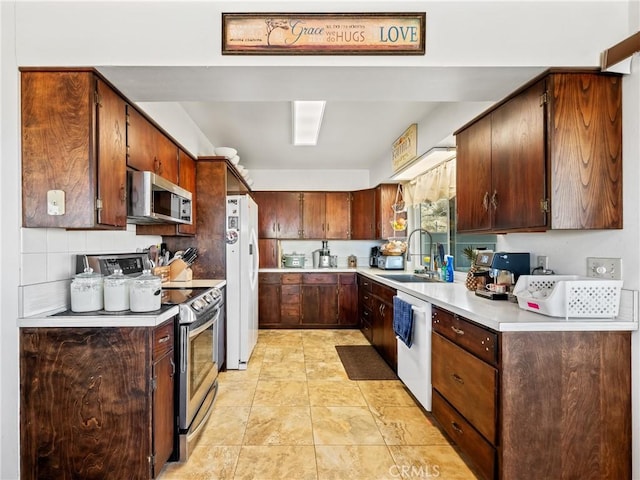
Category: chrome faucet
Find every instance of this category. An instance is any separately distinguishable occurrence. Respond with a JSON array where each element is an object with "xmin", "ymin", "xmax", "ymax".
[{"xmin": 405, "ymin": 228, "xmax": 434, "ymax": 274}]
